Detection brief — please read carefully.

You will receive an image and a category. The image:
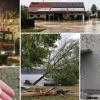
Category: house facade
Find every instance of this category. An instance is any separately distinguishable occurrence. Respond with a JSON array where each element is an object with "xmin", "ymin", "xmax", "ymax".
[
  {"xmin": 97, "ymin": 10, "xmax": 100, "ymax": 17},
  {"xmin": 81, "ymin": 34, "xmax": 100, "ymax": 99},
  {"xmin": 28, "ymin": 2, "xmax": 85, "ymax": 20}
]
